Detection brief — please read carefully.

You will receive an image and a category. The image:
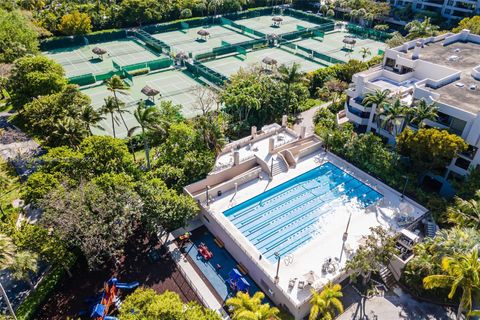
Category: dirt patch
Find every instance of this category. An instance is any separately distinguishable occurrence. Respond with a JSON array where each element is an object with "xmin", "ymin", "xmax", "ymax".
[{"xmin": 36, "ymin": 230, "xmax": 200, "ymax": 319}]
